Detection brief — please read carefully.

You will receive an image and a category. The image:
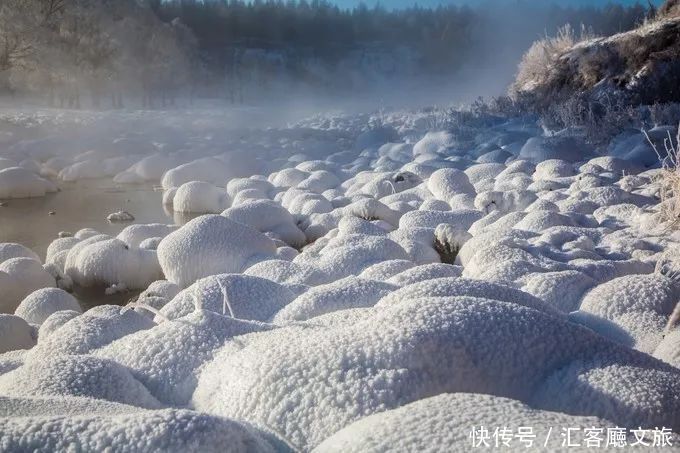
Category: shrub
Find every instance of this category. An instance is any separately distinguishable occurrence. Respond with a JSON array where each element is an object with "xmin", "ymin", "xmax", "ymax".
[
  {"xmin": 659, "ymin": 0, "xmax": 680, "ymax": 19},
  {"xmin": 643, "ymin": 122, "xmax": 680, "ymax": 228},
  {"xmin": 512, "ymin": 24, "xmax": 597, "ymax": 98},
  {"xmin": 539, "ymin": 92, "xmax": 643, "ymax": 145}
]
